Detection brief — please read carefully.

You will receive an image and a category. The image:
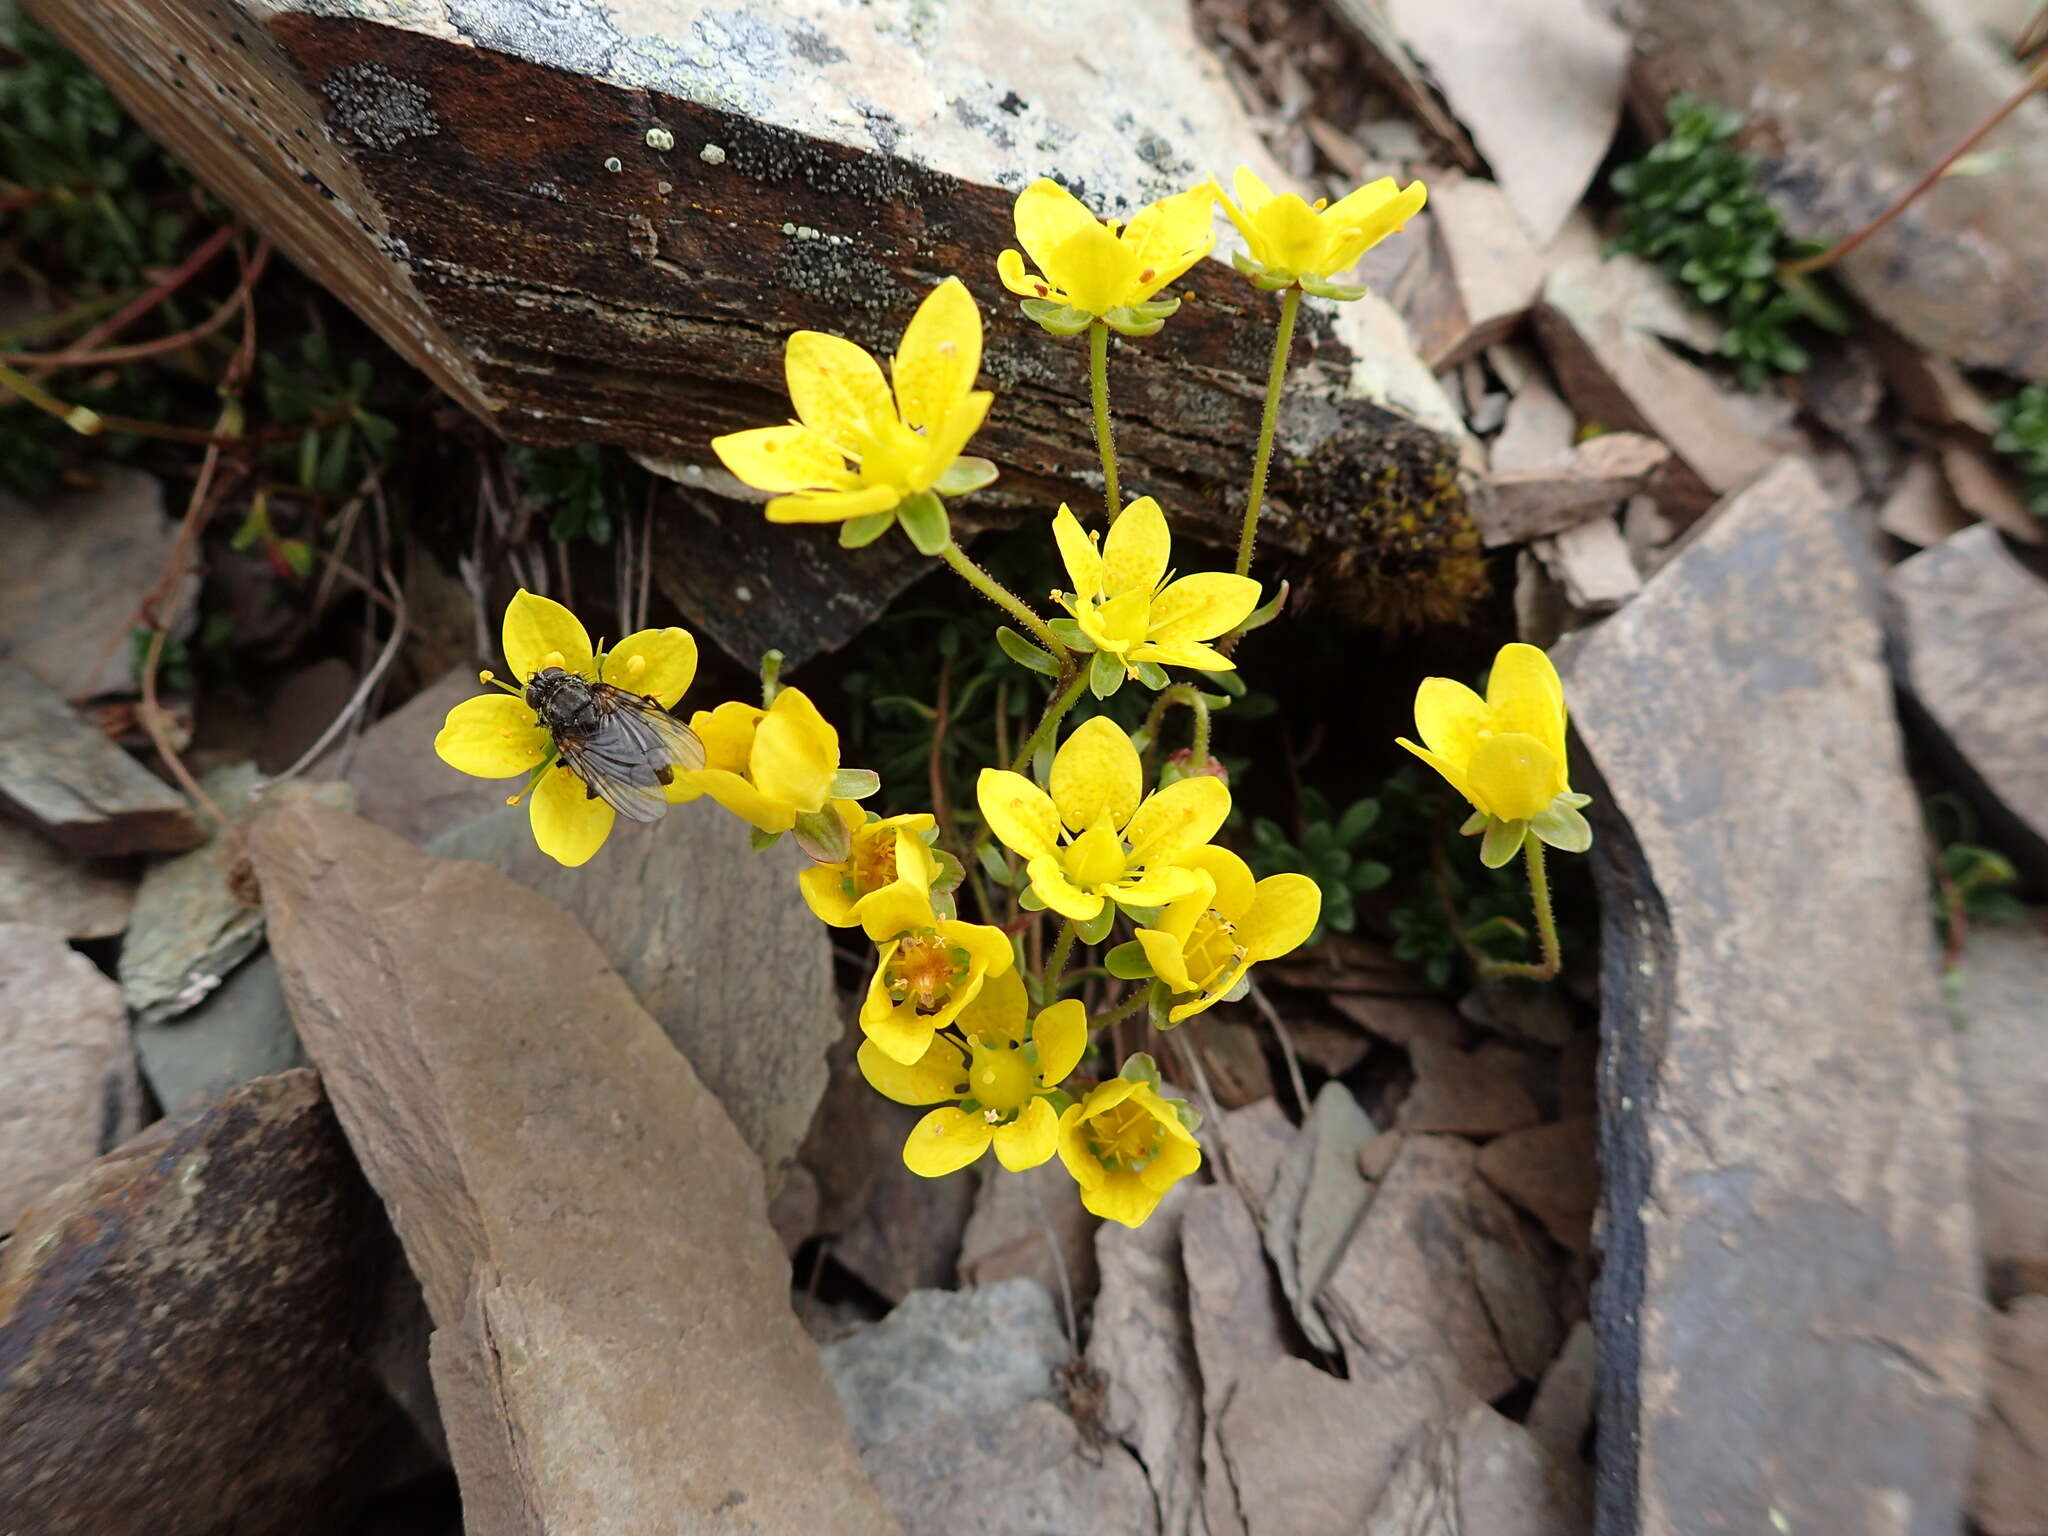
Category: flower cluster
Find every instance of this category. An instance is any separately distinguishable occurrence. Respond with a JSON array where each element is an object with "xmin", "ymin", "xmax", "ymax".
[{"xmin": 434, "ymin": 159, "xmax": 1591, "ymax": 1228}]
